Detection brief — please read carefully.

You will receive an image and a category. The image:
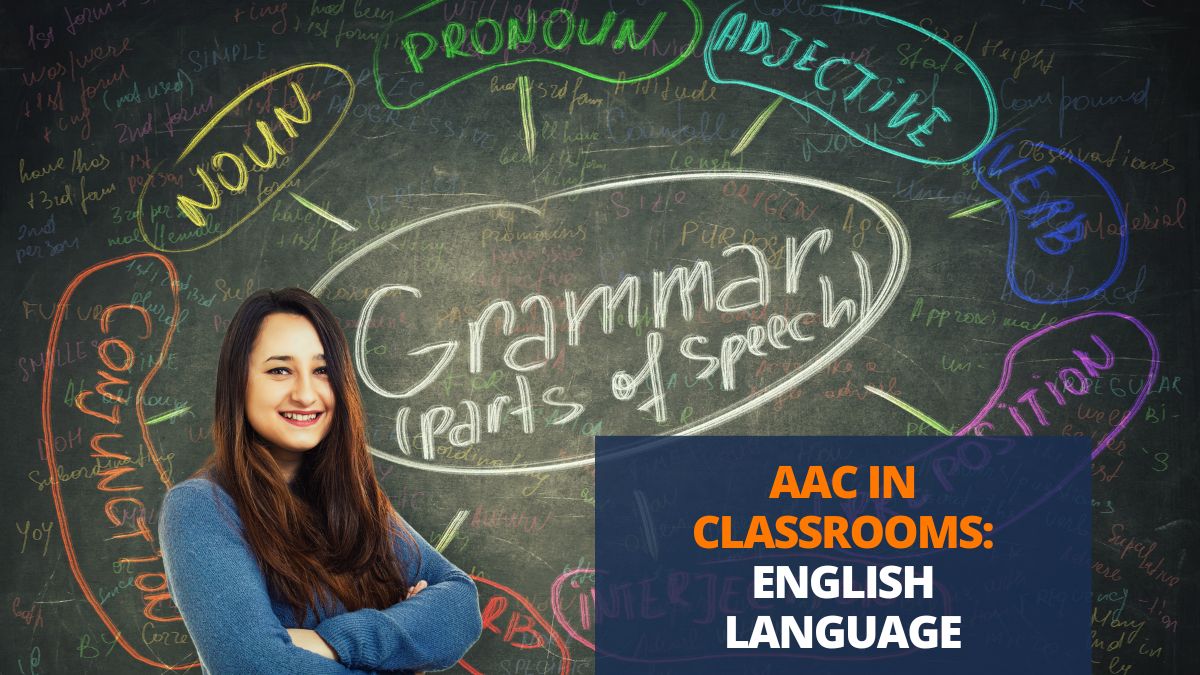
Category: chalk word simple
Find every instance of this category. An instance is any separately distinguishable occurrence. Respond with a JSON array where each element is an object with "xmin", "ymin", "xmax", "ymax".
[
  {"xmin": 703, "ymin": 2, "xmax": 996, "ymax": 165},
  {"xmin": 312, "ymin": 171, "xmax": 909, "ymax": 475},
  {"xmin": 974, "ymin": 128, "xmax": 1129, "ymax": 304},
  {"xmin": 136, "ymin": 63, "xmax": 355, "ymax": 253},
  {"xmin": 959, "ymin": 311, "xmax": 1158, "ymax": 460},
  {"xmin": 42, "ymin": 253, "xmax": 191, "ymax": 669},
  {"xmin": 374, "ymin": 1, "xmax": 702, "ymax": 110}
]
